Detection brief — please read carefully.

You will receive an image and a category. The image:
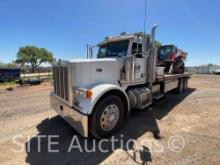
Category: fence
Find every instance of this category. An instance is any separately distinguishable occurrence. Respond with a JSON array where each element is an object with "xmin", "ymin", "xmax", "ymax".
[{"xmin": 186, "ymin": 65, "xmax": 220, "ymax": 74}]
